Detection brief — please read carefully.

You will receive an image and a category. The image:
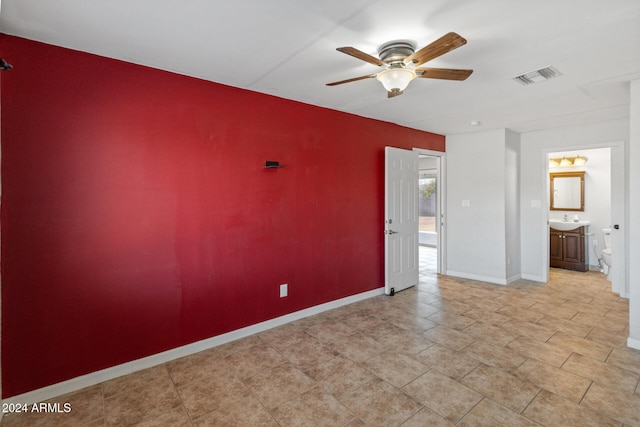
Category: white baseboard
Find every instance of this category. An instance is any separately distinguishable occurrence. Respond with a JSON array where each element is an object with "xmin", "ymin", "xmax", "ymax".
[
  {"xmin": 506, "ymin": 273, "xmax": 522, "ymax": 285},
  {"xmin": 2, "ymin": 287, "xmax": 385, "ymax": 405},
  {"xmin": 446, "ymin": 270, "xmax": 507, "ymax": 286},
  {"xmin": 628, "ymin": 336, "xmax": 640, "ymax": 350},
  {"xmin": 520, "ymin": 273, "xmax": 545, "ymax": 282}
]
